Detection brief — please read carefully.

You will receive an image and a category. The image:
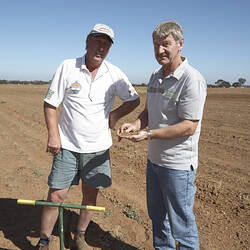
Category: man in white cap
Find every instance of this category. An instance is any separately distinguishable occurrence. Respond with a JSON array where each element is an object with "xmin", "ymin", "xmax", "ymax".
[{"xmin": 37, "ymin": 23, "xmax": 140, "ymax": 250}]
